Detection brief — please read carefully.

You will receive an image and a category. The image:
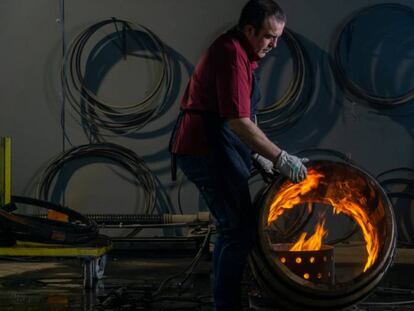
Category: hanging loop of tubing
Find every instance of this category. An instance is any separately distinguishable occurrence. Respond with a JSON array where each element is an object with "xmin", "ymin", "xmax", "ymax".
[{"xmin": 62, "ymin": 18, "xmax": 174, "ymax": 134}]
